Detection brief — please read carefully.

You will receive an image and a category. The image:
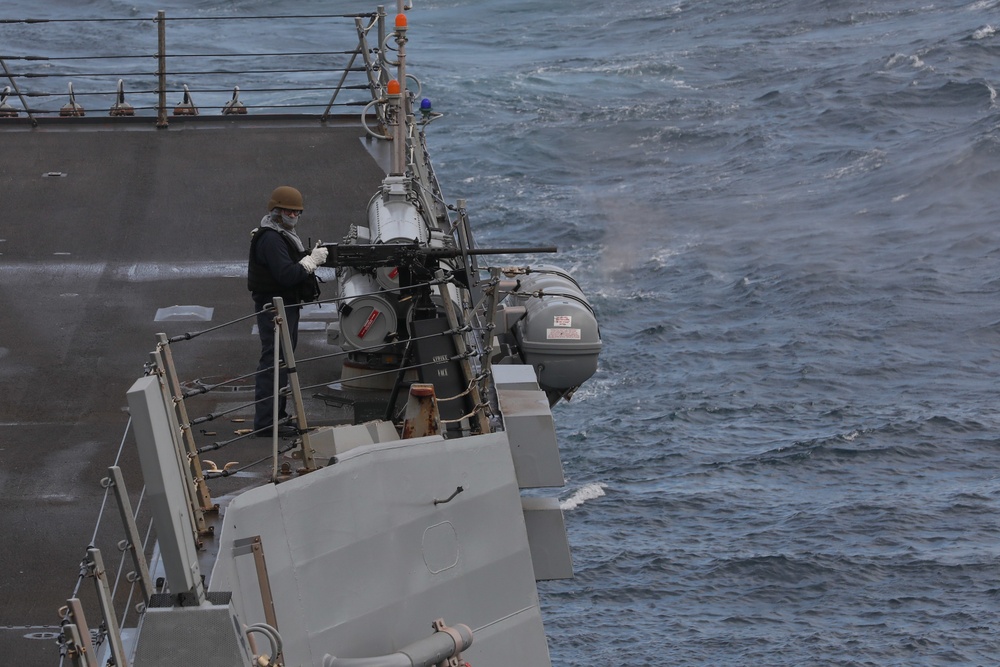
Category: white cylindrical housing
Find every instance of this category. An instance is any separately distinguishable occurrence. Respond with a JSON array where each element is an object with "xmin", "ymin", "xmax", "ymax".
[
  {"xmin": 368, "ymin": 195, "xmax": 428, "ymax": 246},
  {"xmin": 368, "ymin": 195, "xmax": 429, "ymax": 290},
  {"xmin": 338, "ymin": 269, "xmax": 398, "ymax": 351}
]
